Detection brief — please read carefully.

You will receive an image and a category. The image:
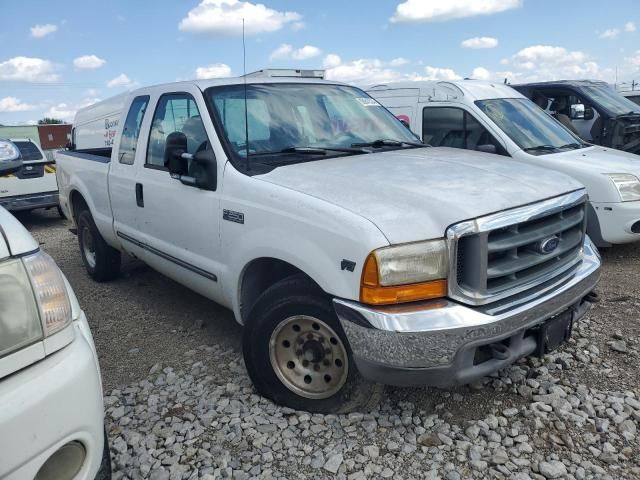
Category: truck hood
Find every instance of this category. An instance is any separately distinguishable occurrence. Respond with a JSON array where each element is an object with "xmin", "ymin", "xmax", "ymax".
[
  {"xmin": 258, "ymin": 147, "xmax": 582, "ymax": 244},
  {"xmin": 550, "ymin": 146, "xmax": 640, "ymax": 174},
  {"xmin": 0, "ymin": 207, "xmax": 39, "ymax": 259}
]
